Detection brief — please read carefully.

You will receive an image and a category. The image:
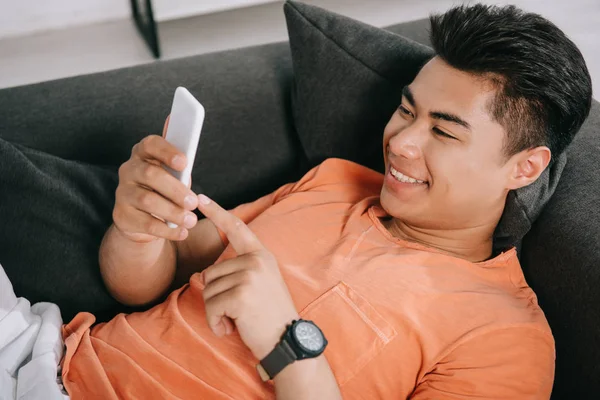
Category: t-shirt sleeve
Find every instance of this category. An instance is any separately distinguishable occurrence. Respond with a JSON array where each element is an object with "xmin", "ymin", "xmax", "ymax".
[
  {"xmin": 216, "ymin": 182, "xmax": 295, "ymax": 246},
  {"xmin": 216, "ymin": 158, "xmax": 383, "ymax": 246},
  {"xmin": 410, "ymin": 327, "xmax": 555, "ymax": 400}
]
